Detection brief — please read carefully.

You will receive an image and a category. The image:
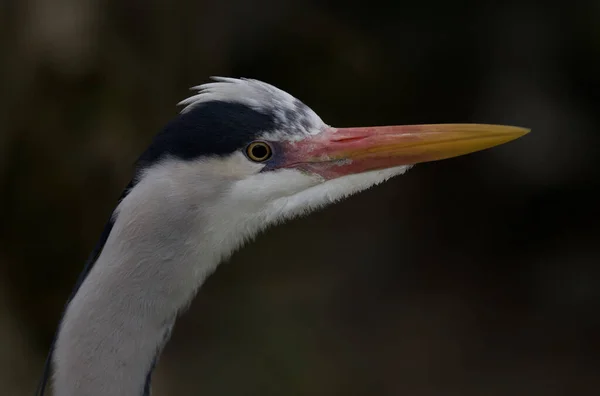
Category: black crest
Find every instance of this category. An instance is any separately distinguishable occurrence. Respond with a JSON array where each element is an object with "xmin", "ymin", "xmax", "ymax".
[{"xmin": 137, "ymin": 101, "xmax": 277, "ymax": 169}]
